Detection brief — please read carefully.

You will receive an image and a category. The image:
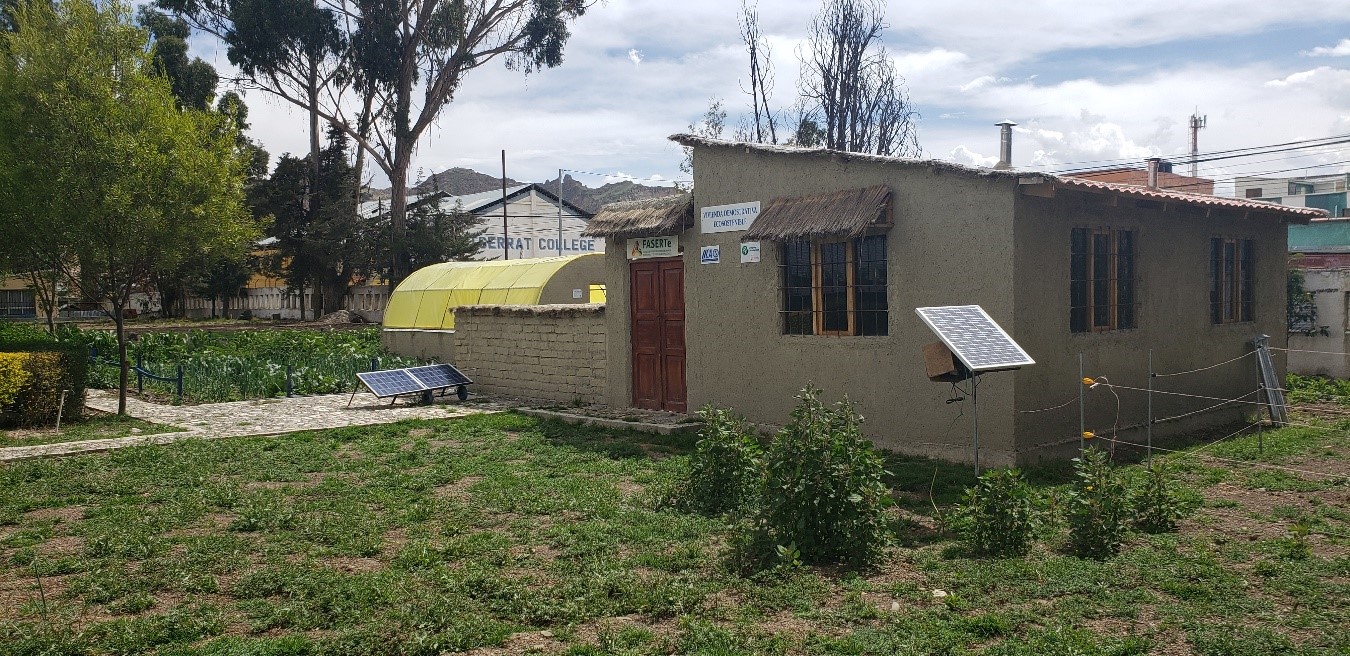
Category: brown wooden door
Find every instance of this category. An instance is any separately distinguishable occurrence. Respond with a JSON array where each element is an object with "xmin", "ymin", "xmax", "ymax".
[{"xmin": 630, "ymin": 258, "xmax": 686, "ymax": 412}]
